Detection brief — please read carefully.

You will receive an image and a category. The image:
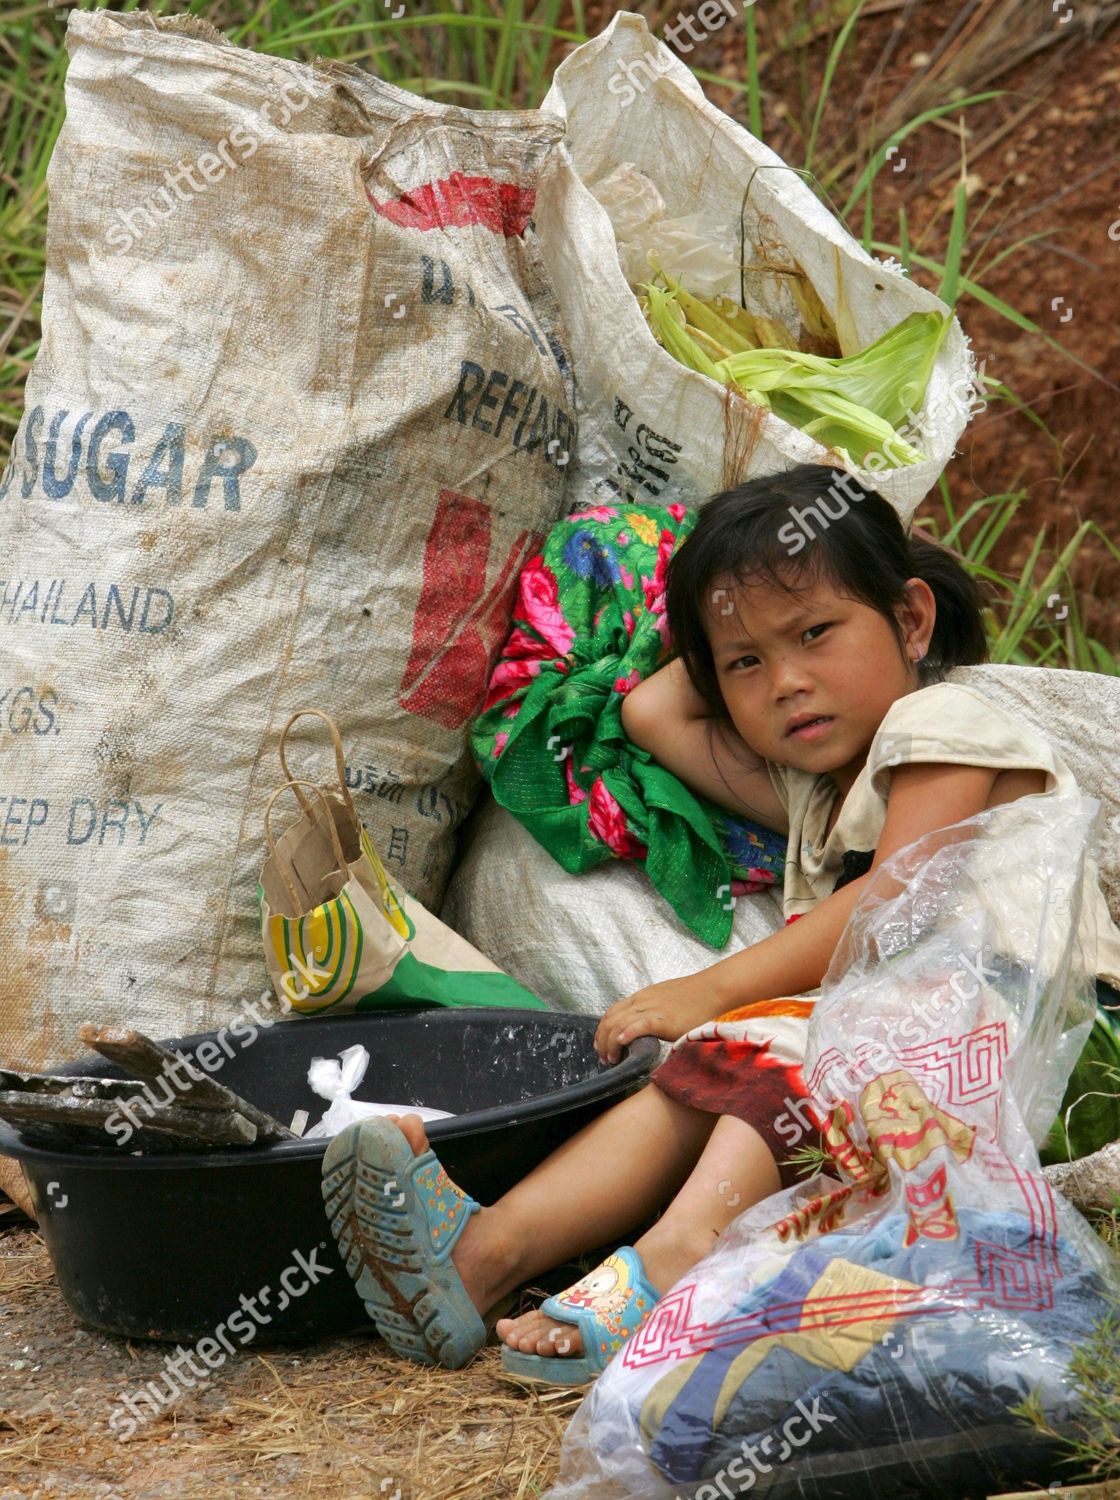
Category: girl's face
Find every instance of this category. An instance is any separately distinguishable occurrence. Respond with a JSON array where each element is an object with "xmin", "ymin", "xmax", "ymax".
[{"xmin": 705, "ymin": 570, "xmax": 936, "ymax": 795}]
